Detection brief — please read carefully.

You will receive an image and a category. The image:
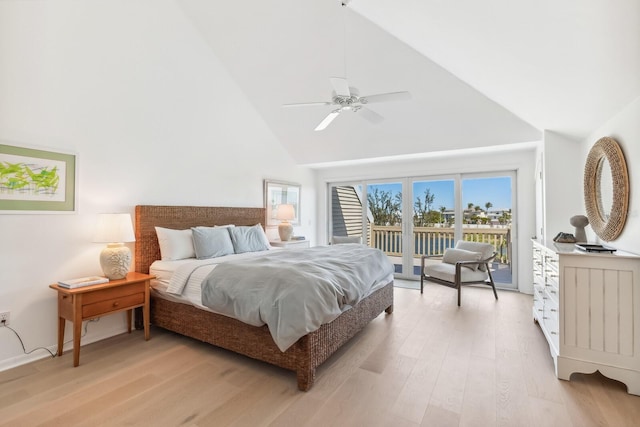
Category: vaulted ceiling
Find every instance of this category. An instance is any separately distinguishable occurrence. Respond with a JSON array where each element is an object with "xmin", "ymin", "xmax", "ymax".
[{"xmin": 178, "ymin": 0, "xmax": 639, "ymax": 165}]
